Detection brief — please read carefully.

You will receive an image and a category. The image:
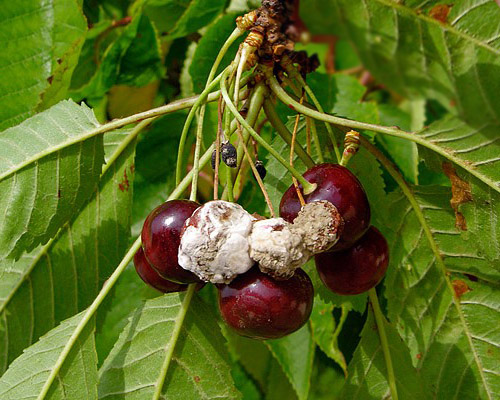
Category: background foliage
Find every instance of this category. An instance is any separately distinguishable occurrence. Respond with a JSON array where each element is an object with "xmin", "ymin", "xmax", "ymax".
[{"xmin": 0, "ymin": 0, "xmax": 498, "ymax": 399}]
